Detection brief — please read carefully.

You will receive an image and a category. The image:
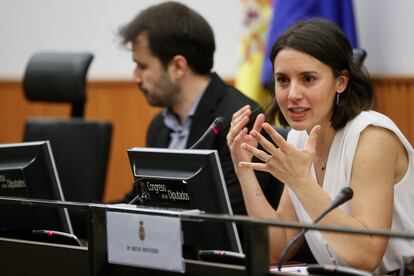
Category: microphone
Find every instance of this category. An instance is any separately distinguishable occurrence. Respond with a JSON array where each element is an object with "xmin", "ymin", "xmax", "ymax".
[
  {"xmin": 277, "ymin": 187, "xmax": 354, "ymax": 271},
  {"xmin": 189, "ymin": 117, "xmax": 226, "ymax": 149}
]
